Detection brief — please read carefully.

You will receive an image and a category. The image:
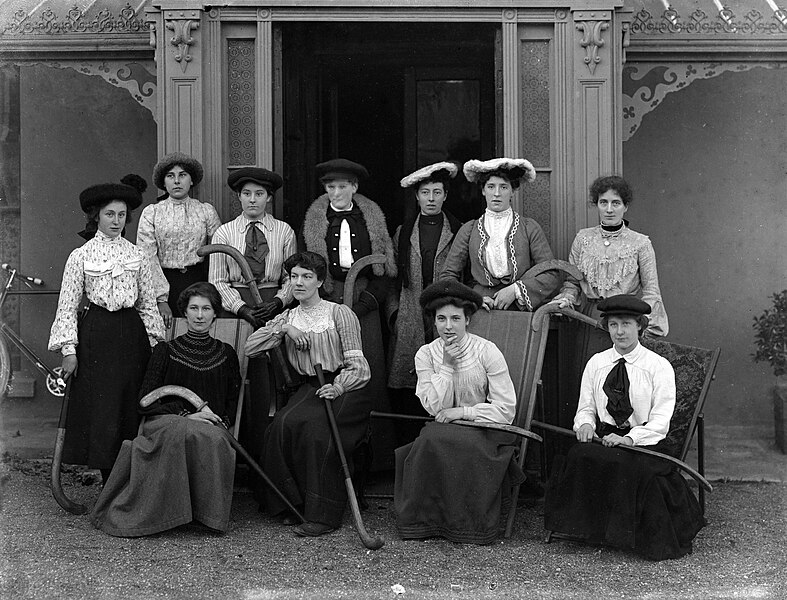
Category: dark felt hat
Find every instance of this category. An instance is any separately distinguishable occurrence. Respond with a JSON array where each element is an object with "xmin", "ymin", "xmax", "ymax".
[
  {"xmin": 79, "ymin": 174, "xmax": 145, "ymax": 213},
  {"xmin": 598, "ymin": 295, "xmax": 651, "ymax": 317},
  {"xmin": 419, "ymin": 279, "xmax": 484, "ymax": 311},
  {"xmin": 316, "ymin": 159, "xmax": 369, "ymax": 183},
  {"xmin": 227, "ymin": 167, "xmax": 283, "ymax": 193},
  {"xmin": 152, "ymin": 152, "xmax": 204, "ymax": 190}
]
